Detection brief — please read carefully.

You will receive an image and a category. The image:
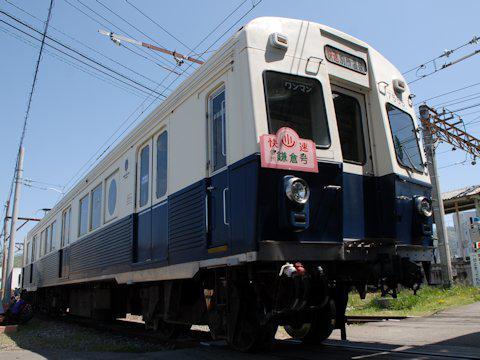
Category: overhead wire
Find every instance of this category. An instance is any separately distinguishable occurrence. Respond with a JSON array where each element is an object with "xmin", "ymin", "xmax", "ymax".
[
  {"xmin": 93, "ymin": 0, "xmax": 196, "ymax": 75},
  {"xmin": 415, "ymin": 81, "xmax": 480, "ymax": 105},
  {"xmin": 431, "ymin": 91, "xmax": 480, "ymax": 108},
  {"xmin": 407, "ymin": 48, "xmax": 480, "ymax": 85},
  {"xmin": 403, "ymin": 35, "xmax": 479, "ymax": 75},
  {"xmin": 61, "ymin": 0, "xmax": 263, "ymax": 194},
  {"xmin": 124, "ymin": 0, "xmax": 223, "ymax": 61},
  {"xmin": 0, "ymin": 25, "xmax": 148, "ymax": 98},
  {"xmin": 70, "ymin": 0, "xmax": 181, "ymax": 72},
  {"xmin": 4, "ymin": 0, "xmax": 167, "ymax": 89},
  {"xmin": 62, "ymin": 0, "xmax": 181, "ymax": 77},
  {"xmin": 0, "ymin": 10, "xmax": 165, "ymax": 97}
]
